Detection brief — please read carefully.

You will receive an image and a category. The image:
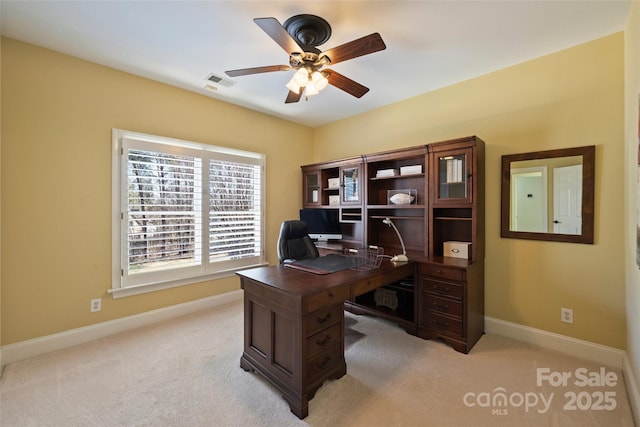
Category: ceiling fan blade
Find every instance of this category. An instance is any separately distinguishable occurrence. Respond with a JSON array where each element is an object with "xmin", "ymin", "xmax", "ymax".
[
  {"xmin": 254, "ymin": 17, "xmax": 303, "ymax": 54},
  {"xmin": 320, "ymin": 33, "xmax": 386, "ymax": 65},
  {"xmin": 325, "ymin": 70, "xmax": 370, "ymax": 98},
  {"xmin": 225, "ymin": 65, "xmax": 290, "ymax": 77},
  {"xmin": 285, "ymin": 90, "xmax": 303, "ymax": 104}
]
